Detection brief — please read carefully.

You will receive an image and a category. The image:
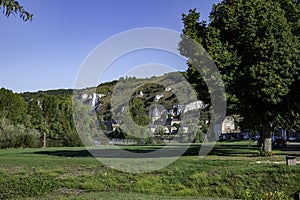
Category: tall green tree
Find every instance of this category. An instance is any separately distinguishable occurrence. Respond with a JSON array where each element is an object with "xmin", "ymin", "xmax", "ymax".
[
  {"xmin": 180, "ymin": 0, "xmax": 300, "ymax": 152},
  {"xmin": 41, "ymin": 95, "xmax": 61, "ymax": 139},
  {"xmin": 0, "ymin": 88, "xmax": 28, "ymax": 125},
  {"xmin": 0, "ymin": 0, "xmax": 32, "ymax": 21},
  {"xmin": 72, "ymin": 100, "xmax": 99, "ymax": 146},
  {"xmin": 27, "ymin": 99, "xmax": 46, "ymax": 132},
  {"xmin": 129, "ymin": 97, "xmax": 151, "ymax": 126}
]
